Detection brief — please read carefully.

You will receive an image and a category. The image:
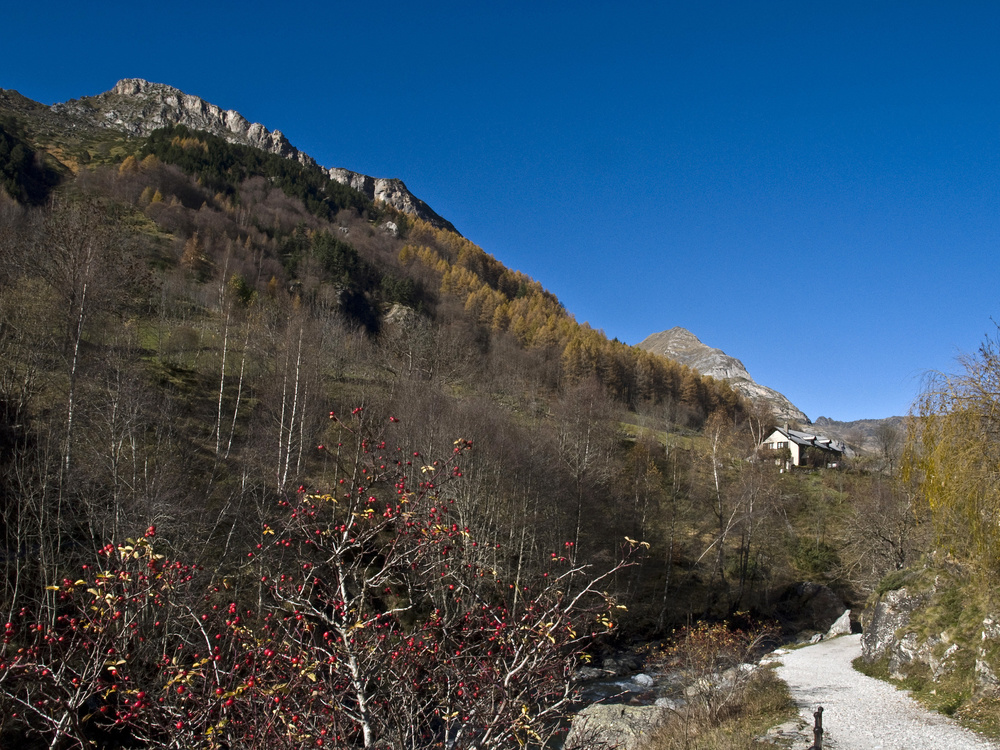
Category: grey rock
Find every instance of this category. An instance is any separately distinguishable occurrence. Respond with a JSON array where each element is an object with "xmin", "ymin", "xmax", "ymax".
[
  {"xmin": 761, "ymin": 718, "xmax": 814, "ymax": 749},
  {"xmin": 890, "ymin": 631, "xmax": 925, "ymax": 678},
  {"xmin": 776, "ymin": 581, "xmax": 848, "ymax": 635},
  {"xmin": 55, "ymin": 79, "xmax": 307, "ymax": 162},
  {"xmin": 860, "ymin": 586, "xmax": 928, "ymax": 663},
  {"xmin": 684, "ymin": 673, "xmax": 727, "ymax": 697},
  {"xmin": 573, "ymin": 666, "xmax": 606, "ymax": 681},
  {"xmin": 632, "ymin": 673, "xmax": 654, "ymax": 688},
  {"xmin": 938, "ymin": 643, "xmax": 961, "ymax": 679},
  {"xmin": 976, "ymin": 658, "xmax": 998, "ymax": 690},
  {"xmin": 862, "ymin": 580, "xmax": 963, "ymax": 681},
  {"xmin": 326, "ymin": 168, "xmax": 451, "ymax": 230},
  {"xmin": 904, "ymin": 635, "xmax": 960, "ymax": 681},
  {"xmin": 50, "ymin": 79, "xmax": 458, "ymax": 232},
  {"xmin": 383, "ymin": 303, "xmax": 421, "ymax": 329},
  {"xmin": 601, "ymin": 653, "xmax": 642, "ymax": 676},
  {"xmin": 976, "ymin": 615, "xmax": 1000, "ymax": 693},
  {"xmin": 826, "ymin": 608, "xmax": 853, "ymax": 637},
  {"xmin": 982, "ymin": 616, "xmax": 1000, "ymax": 642},
  {"xmin": 636, "ymin": 327, "xmax": 809, "ymax": 423},
  {"xmin": 565, "ymin": 704, "xmax": 667, "ymax": 750}
]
